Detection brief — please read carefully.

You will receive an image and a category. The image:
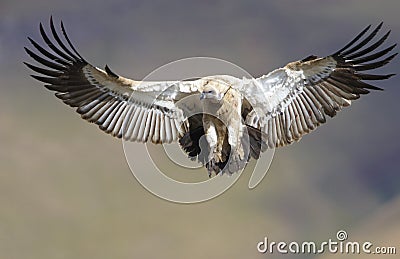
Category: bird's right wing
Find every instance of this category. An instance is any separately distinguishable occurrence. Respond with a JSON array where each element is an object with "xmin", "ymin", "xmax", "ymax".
[{"xmin": 25, "ymin": 17, "xmax": 202, "ymax": 143}]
